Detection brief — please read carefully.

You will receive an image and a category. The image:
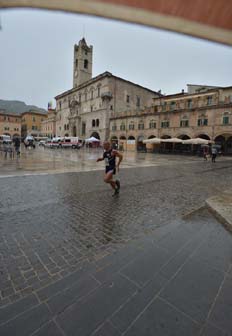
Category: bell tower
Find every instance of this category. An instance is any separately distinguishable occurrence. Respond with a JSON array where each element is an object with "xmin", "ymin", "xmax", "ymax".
[{"xmin": 73, "ymin": 38, "xmax": 93, "ymax": 88}]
